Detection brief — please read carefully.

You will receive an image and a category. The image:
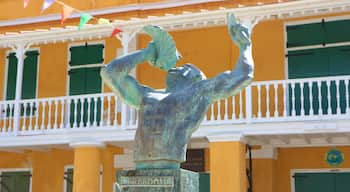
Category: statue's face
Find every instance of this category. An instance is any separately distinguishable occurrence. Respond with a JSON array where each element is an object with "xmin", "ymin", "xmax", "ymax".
[{"xmin": 166, "ymin": 64, "xmax": 206, "ymax": 91}]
